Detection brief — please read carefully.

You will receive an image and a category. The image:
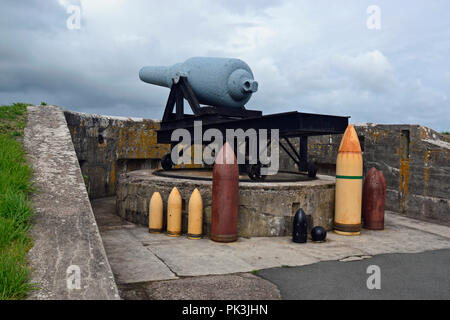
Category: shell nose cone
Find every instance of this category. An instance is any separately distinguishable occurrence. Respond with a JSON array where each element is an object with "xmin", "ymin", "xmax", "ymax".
[
  {"xmin": 193, "ymin": 187, "xmax": 201, "ymax": 195},
  {"xmin": 189, "ymin": 188, "xmax": 202, "ymax": 202},
  {"xmin": 338, "ymin": 124, "xmax": 362, "ymax": 153},
  {"xmin": 150, "ymin": 191, "xmax": 163, "ymax": 203},
  {"xmin": 215, "ymin": 142, "xmax": 237, "ymax": 165},
  {"xmin": 169, "ymin": 187, "xmax": 181, "ymax": 200}
]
